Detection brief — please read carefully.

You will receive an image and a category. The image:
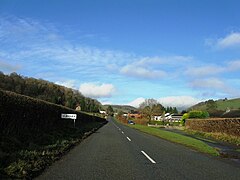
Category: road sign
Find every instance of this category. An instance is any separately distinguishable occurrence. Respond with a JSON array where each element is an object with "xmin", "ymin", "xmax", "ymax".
[
  {"xmin": 61, "ymin": 114, "xmax": 77, "ymax": 128},
  {"xmin": 61, "ymin": 114, "xmax": 77, "ymax": 119}
]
